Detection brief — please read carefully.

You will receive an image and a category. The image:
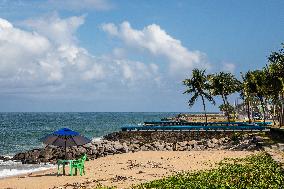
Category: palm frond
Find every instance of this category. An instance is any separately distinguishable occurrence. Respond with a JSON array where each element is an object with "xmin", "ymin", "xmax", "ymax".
[
  {"xmin": 203, "ymin": 92, "xmax": 216, "ymax": 105},
  {"xmin": 188, "ymin": 93, "xmax": 199, "ymax": 107}
]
